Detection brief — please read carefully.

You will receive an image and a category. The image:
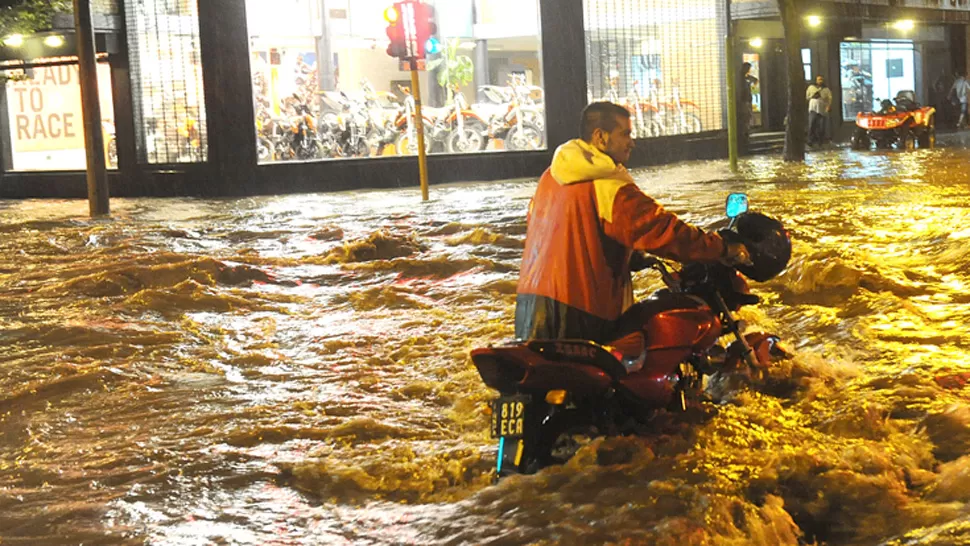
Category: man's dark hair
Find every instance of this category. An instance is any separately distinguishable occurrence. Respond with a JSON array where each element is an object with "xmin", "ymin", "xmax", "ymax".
[{"xmin": 580, "ymin": 102, "xmax": 630, "ymax": 142}]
